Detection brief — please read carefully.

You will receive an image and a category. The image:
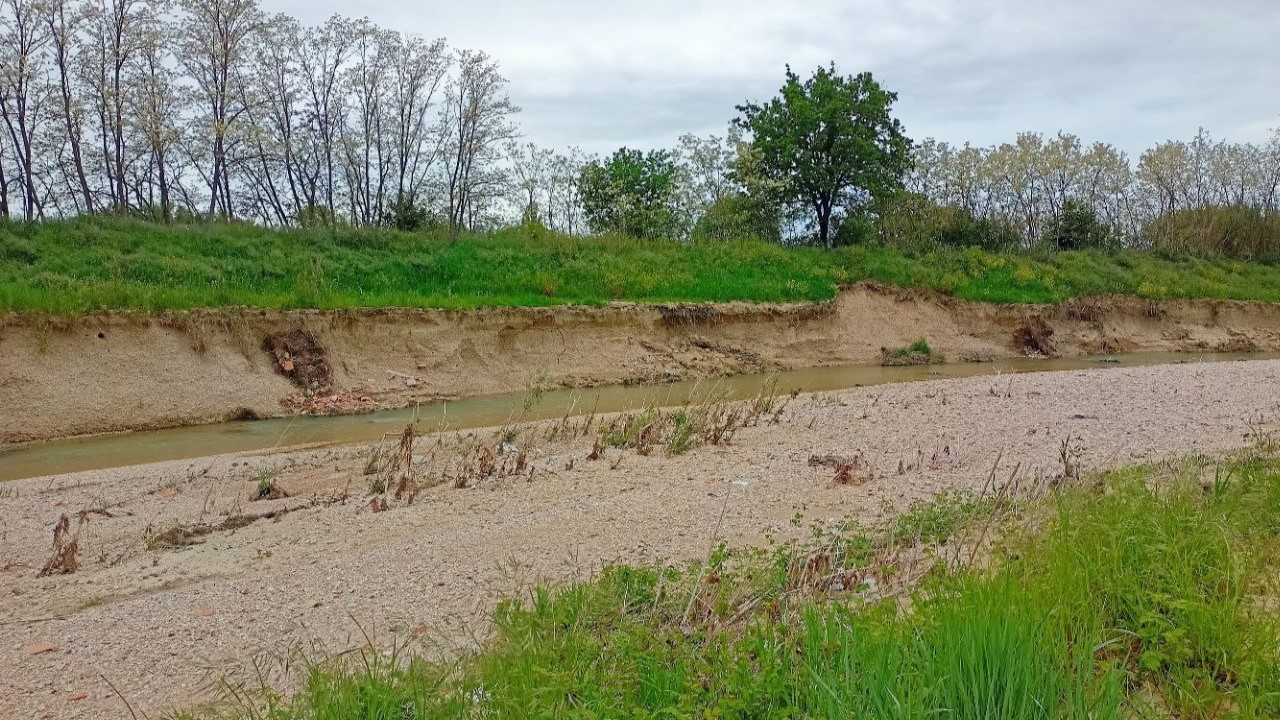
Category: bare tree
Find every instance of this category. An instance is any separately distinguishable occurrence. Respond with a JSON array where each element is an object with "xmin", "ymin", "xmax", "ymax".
[
  {"xmin": 0, "ymin": 0, "xmax": 52, "ymax": 219},
  {"xmin": 295, "ymin": 15, "xmax": 352, "ymax": 216},
  {"xmin": 387, "ymin": 33, "xmax": 448, "ymax": 207},
  {"xmin": 176, "ymin": 0, "xmax": 260, "ymax": 217},
  {"xmin": 445, "ymin": 49, "xmax": 518, "ymax": 231},
  {"xmin": 128, "ymin": 17, "xmax": 181, "ymax": 220},
  {"xmin": 42, "ymin": 0, "xmax": 96, "ymax": 212}
]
